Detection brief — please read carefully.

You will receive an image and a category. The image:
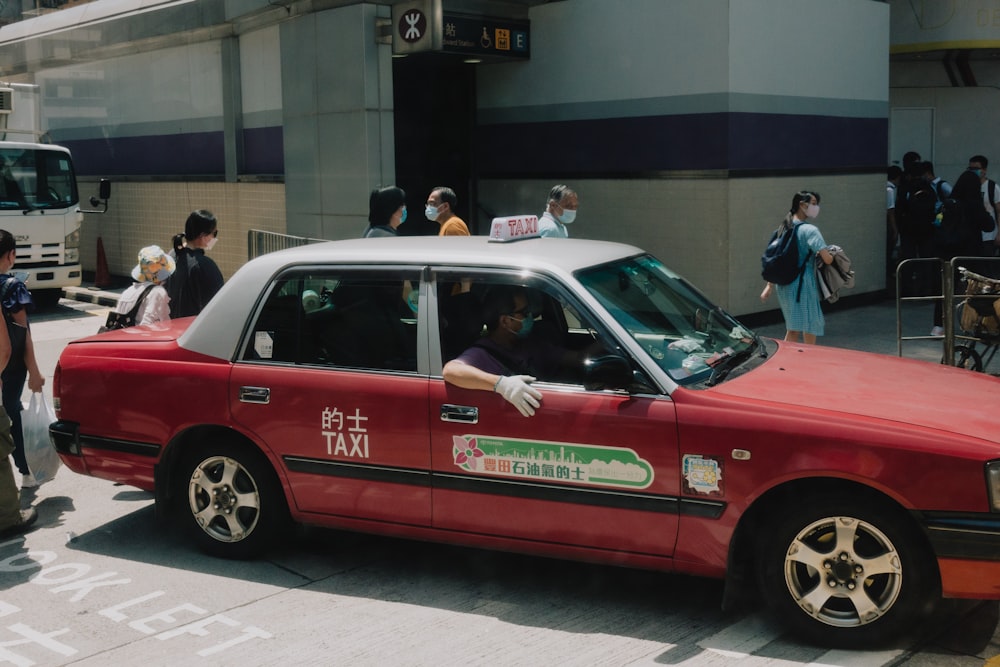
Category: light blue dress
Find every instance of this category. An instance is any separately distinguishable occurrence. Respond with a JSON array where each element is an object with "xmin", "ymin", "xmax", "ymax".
[{"xmin": 775, "ymin": 222, "xmax": 827, "ymax": 336}]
